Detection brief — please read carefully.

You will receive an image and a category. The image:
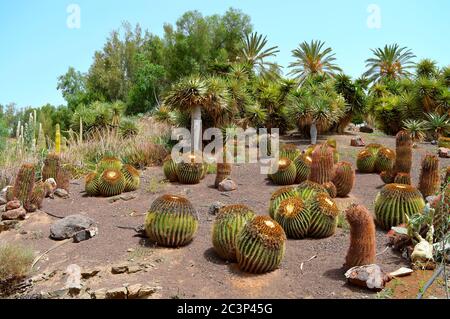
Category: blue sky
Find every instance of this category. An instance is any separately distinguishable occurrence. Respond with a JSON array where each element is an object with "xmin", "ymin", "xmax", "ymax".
[{"xmin": 1, "ymin": 0, "xmax": 449, "ymax": 108}]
